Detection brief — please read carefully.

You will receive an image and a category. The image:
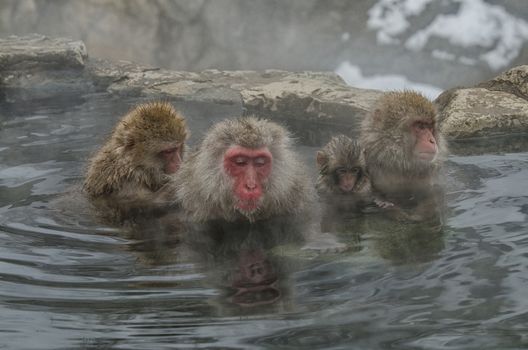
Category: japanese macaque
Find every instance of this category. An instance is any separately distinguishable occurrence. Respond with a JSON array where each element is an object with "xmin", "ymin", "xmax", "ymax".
[
  {"xmin": 176, "ymin": 116, "xmax": 314, "ymax": 223},
  {"xmin": 316, "ymin": 135, "xmax": 372, "ymax": 211},
  {"xmin": 83, "ymin": 101, "xmax": 189, "ymax": 224},
  {"xmin": 360, "ymin": 90, "xmax": 447, "ymax": 221}
]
